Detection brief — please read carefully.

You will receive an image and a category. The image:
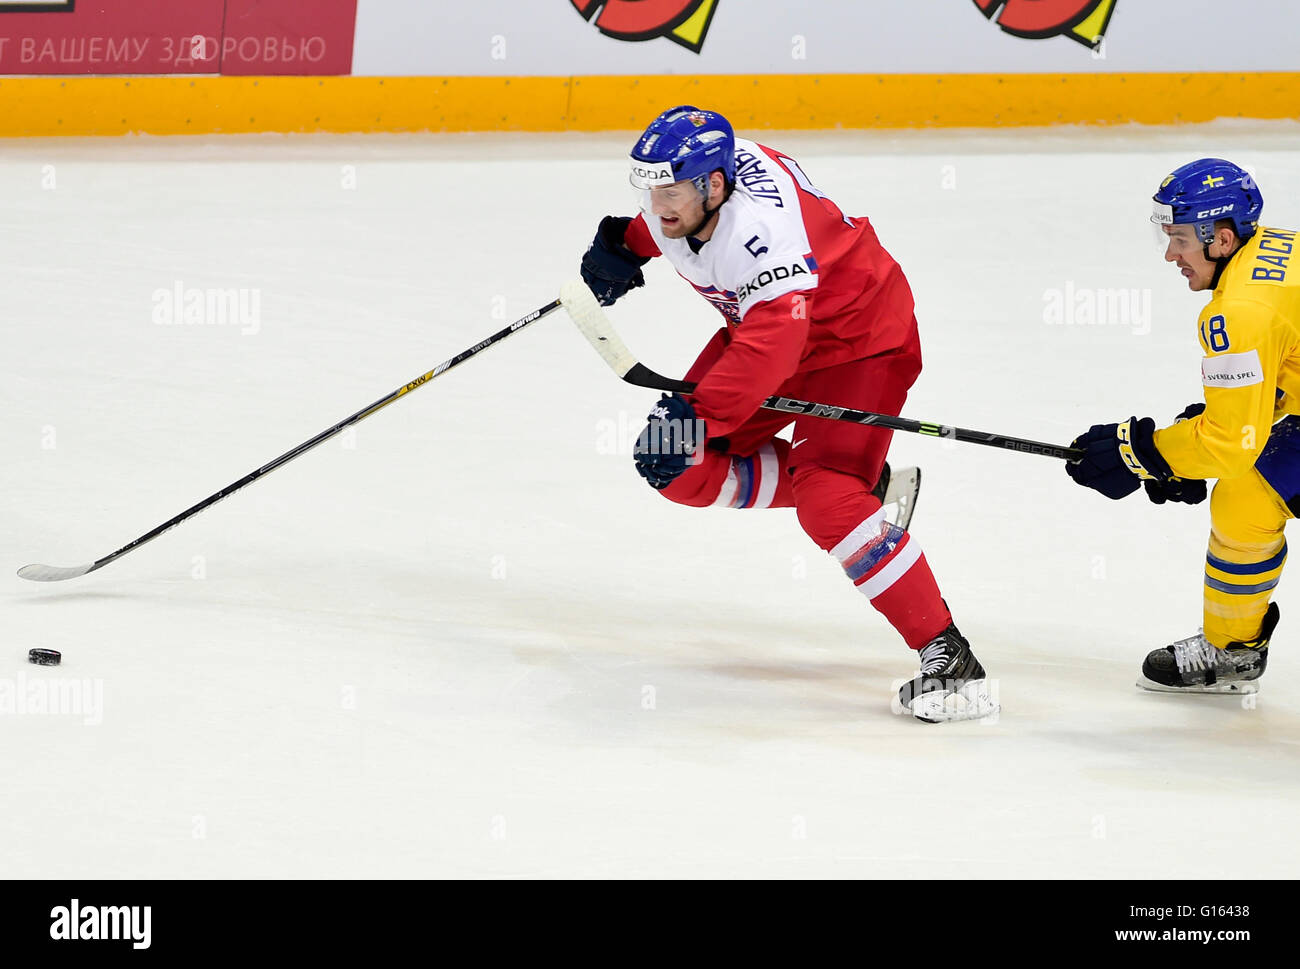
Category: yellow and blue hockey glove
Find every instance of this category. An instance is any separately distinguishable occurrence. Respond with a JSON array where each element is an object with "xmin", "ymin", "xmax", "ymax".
[
  {"xmin": 1143, "ymin": 404, "xmax": 1208, "ymax": 505},
  {"xmin": 1066, "ymin": 416, "xmax": 1177, "ymax": 500}
]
